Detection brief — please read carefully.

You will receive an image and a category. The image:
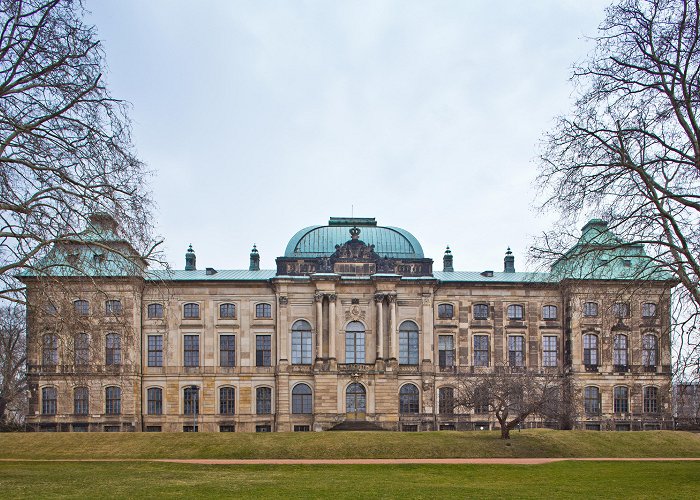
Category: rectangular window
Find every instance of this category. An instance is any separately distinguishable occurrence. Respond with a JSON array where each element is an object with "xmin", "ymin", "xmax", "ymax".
[
  {"xmin": 256, "ymin": 424, "xmax": 272, "ymax": 433},
  {"xmin": 508, "ymin": 336, "xmax": 524, "ymax": 367},
  {"xmin": 148, "ymin": 335, "xmax": 163, "ymax": 367},
  {"xmin": 146, "ymin": 426, "xmax": 162, "ymax": 432},
  {"xmin": 74, "ymin": 334, "xmax": 89, "ymax": 365},
  {"xmin": 402, "ymin": 424, "xmax": 418, "ymax": 432},
  {"xmin": 542, "ymin": 336, "xmax": 558, "ymax": 367},
  {"xmin": 104, "ymin": 425, "xmax": 121, "ymax": 432},
  {"xmin": 585, "ymin": 423, "xmax": 601, "ymax": 431},
  {"xmin": 74, "ymin": 387, "xmax": 89, "ymax": 415},
  {"xmin": 184, "ymin": 387, "xmax": 199, "ymax": 415},
  {"xmin": 293, "ymin": 425, "xmax": 310, "ymax": 432},
  {"xmin": 583, "ymin": 302, "xmax": 598, "ymax": 317},
  {"xmin": 256, "ymin": 387, "xmax": 272, "ymax": 414},
  {"xmin": 473, "ymin": 335, "xmax": 489, "ymax": 367},
  {"xmin": 105, "ymin": 300, "xmax": 122, "ymax": 316},
  {"xmin": 438, "ymin": 335, "xmax": 455, "ymax": 368},
  {"xmin": 399, "ymin": 331, "xmax": 419, "ymax": 365},
  {"xmin": 183, "ymin": 335, "xmax": 199, "ymax": 367},
  {"xmin": 220, "ymin": 425, "xmax": 235, "ymax": 432},
  {"xmin": 292, "ymin": 331, "xmax": 312, "ymax": 364},
  {"xmin": 614, "ymin": 386, "xmax": 629, "ymax": 413},
  {"xmin": 183, "ymin": 425, "xmax": 198, "ymax": 432},
  {"xmin": 583, "ymin": 334, "xmax": 598, "ymax": 366},
  {"xmin": 105, "ymin": 334, "xmax": 121, "ymax": 366},
  {"xmin": 147, "ymin": 388, "xmax": 162, "ymax": 415},
  {"xmin": 584, "ymin": 387, "xmax": 601, "ymax": 414},
  {"xmin": 473, "ymin": 304, "xmax": 489, "ymax": 320},
  {"xmin": 345, "ymin": 332, "xmax": 365, "ymax": 363},
  {"xmin": 256, "ymin": 335, "xmax": 271, "ymax": 367},
  {"xmin": 72, "ymin": 424, "xmax": 89, "ymax": 432},
  {"xmin": 220, "ymin": 335, "xmax": 236, "ymax": 367},
  {"xmin": 612, "ymin": 302, "xmax": 630, "ymax": 318}
]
